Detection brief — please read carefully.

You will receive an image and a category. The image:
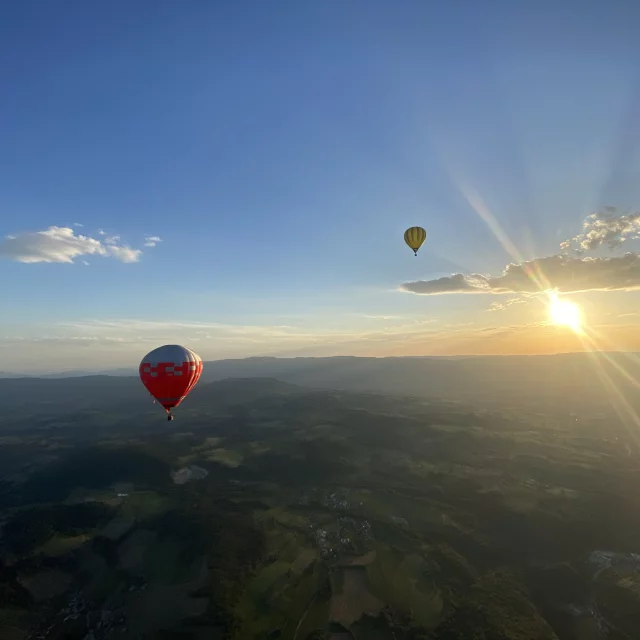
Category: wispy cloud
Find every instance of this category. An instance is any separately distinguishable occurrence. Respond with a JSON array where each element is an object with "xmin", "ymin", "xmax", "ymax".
[
  {"xmin": 60, "ymin": 317, "xmax": 442, "ymax": 346},
  {"xmin": 5, "ymin": 314, "xmax": 640, "ymax": 372},
  {"xmin": 442, "ymin": 322, "xmax": 476, "ymax": 328},
  {"xmin": 8, "ymin": 317, "xmax": 447, "ymax": 367},
  {"xmin": 401, "ymin": 253, "xmax": 640, "ymax": 296},
  {"xmin": 487, "ymin": 297, "xmax": 528, "ymax": 312},
  {"xmin": 361, "ymin": 315, "xmax": 406, "ymax": 321},
  {"xmin": 0, "ymin": 335, "xmax": 134, "ymax": 346},
  {"xmin": 0, "ymin": 226, "xmax": 159, "ymax": 264},
  {"xmin": 144, "ymin": 235, "xmax": 162, "ymax": 247}
]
